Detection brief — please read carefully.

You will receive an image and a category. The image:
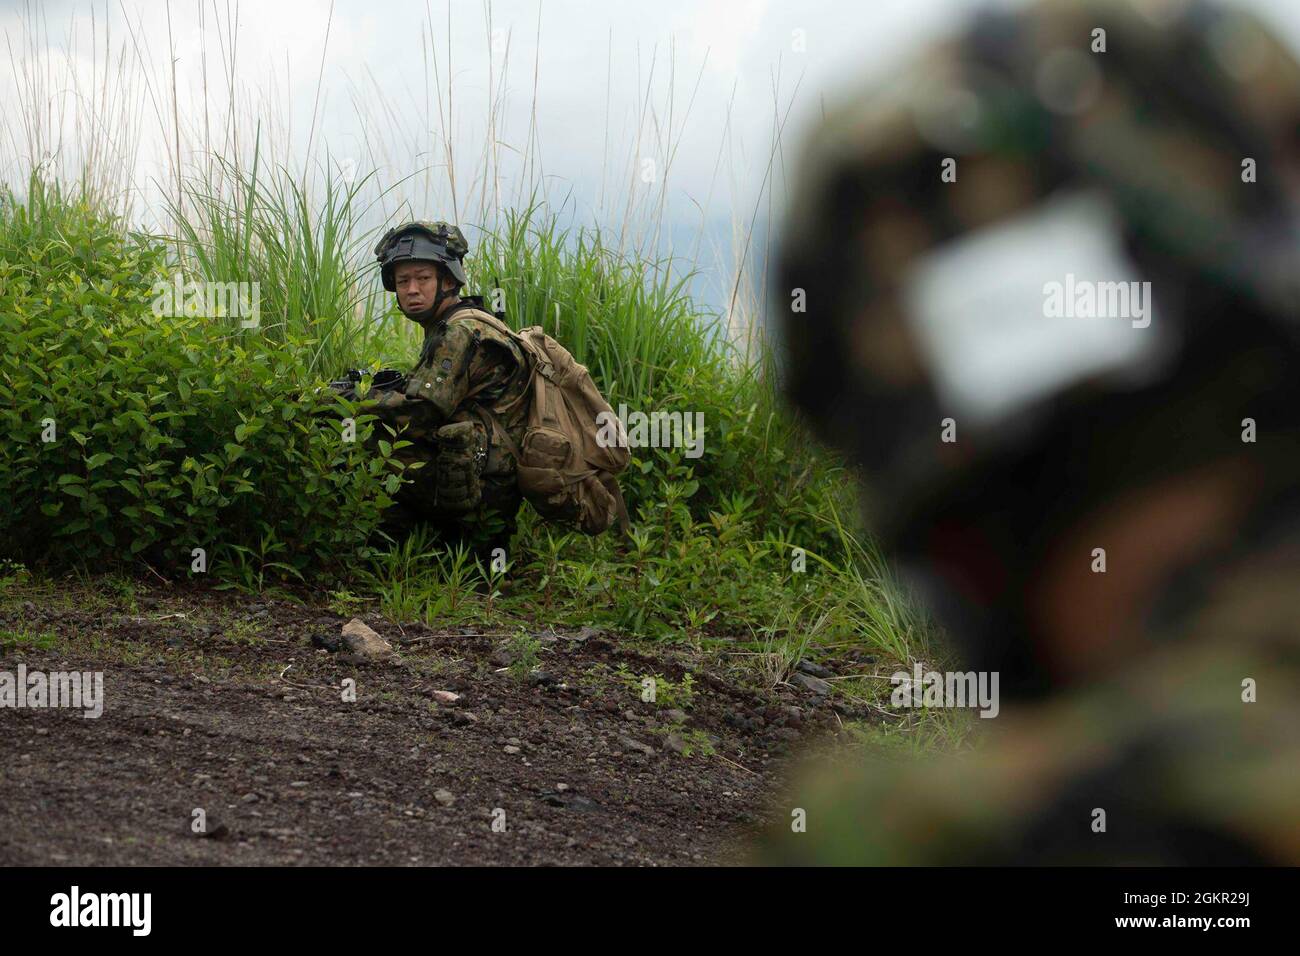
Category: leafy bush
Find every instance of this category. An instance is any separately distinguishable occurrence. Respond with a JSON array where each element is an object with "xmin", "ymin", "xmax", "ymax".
[{"xmin": 0, "ymin": 178, "xmax": 407, "ymax": 579}]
